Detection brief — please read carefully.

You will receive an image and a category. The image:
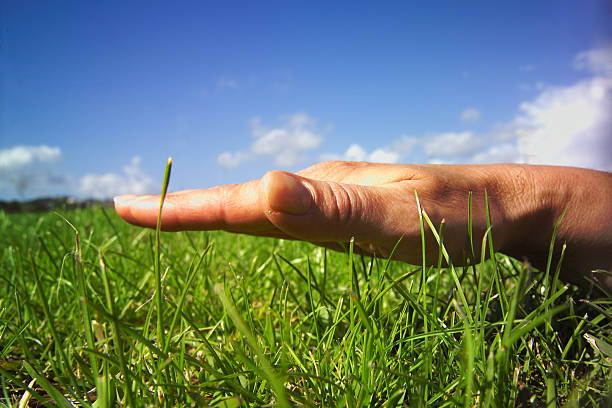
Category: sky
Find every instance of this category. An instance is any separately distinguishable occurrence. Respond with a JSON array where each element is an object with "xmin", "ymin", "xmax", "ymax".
[{"xmin": 1, "ymin": 1, "xmax": 611, "ymax": 200}]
